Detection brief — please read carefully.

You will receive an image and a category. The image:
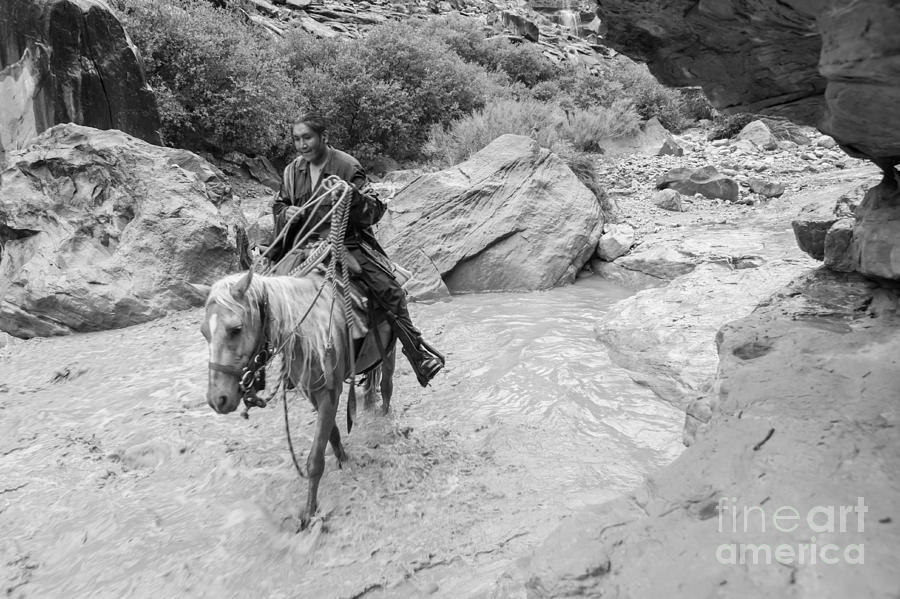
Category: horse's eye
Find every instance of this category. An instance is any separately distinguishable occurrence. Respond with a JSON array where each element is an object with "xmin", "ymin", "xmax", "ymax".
[{"xmin": 227, "ymin": 326, "xmax": 242, "ymax": 337}]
